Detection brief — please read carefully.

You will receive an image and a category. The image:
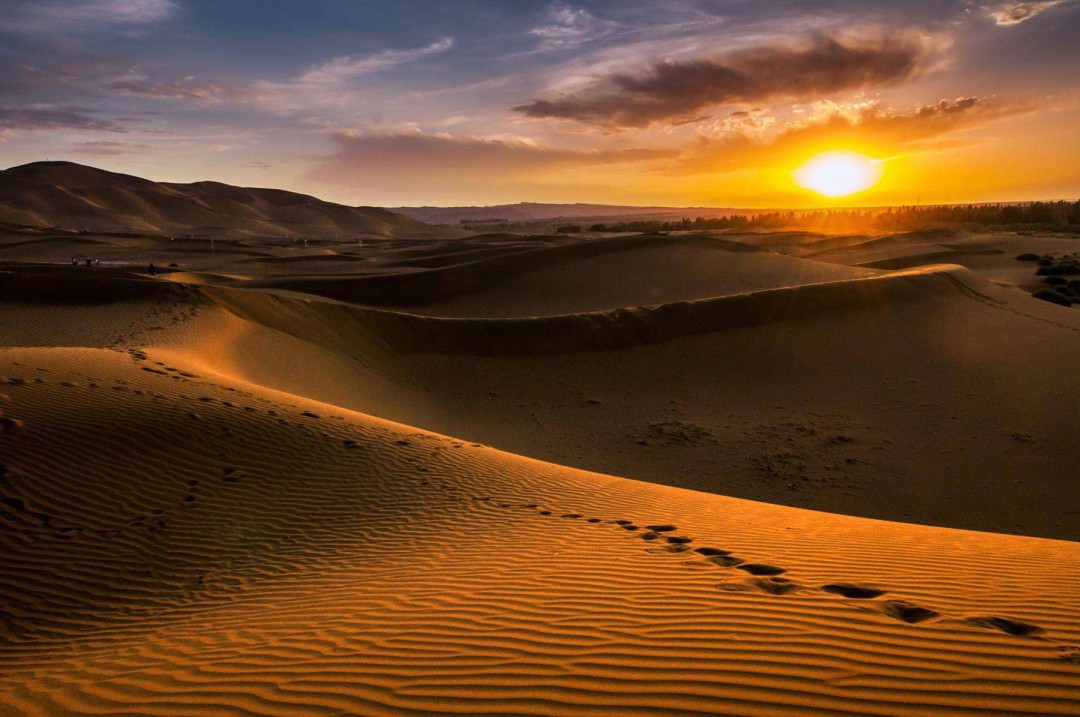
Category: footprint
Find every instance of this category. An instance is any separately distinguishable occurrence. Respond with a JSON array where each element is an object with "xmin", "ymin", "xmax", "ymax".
[
  {"xmin": 964, "ymin": 616, "xmax": 1044, "ymax": 637},
  {"xmin": 694, "ymin": 547, "xmax": 732, "ymax": 557},
  {"xmin": 0, "ymin": 417, "xmax": 23, "ymax": 433},
  {"xmin": 479, "ymin": 497, "xmax": 1065, "ymax": 651},
  {"xmin": 749, "ymin": 577, "xmax": 801, "ymax": 595},
  {"xmin": 880, "ymin": 600, "xmax": 940, "ymax": 624},
  {"xmin": 737, "ymin": 564, "xmax": 786, "ymax": 576},
  {"xmin": 705, "ymin": 555, "xmax": 744, "ymax": 567},
  {"xmin": 822, "ymin": 583, "xmax": 885, "ymax": 599},
  {"xmin": 716, "ymin": 577, "xmax": 798, "ymax": 595}
]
